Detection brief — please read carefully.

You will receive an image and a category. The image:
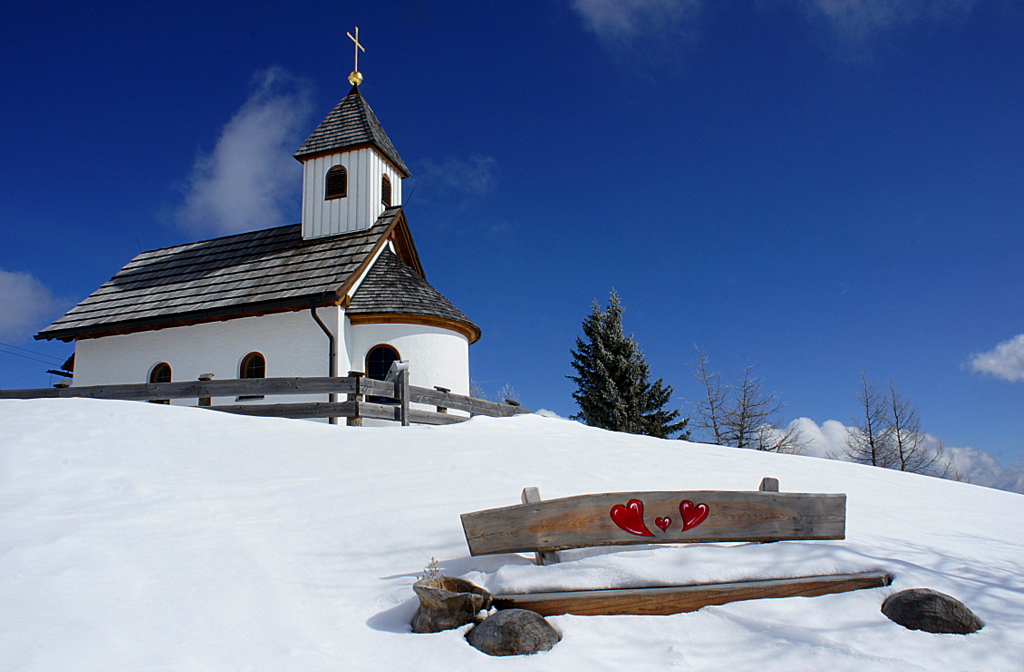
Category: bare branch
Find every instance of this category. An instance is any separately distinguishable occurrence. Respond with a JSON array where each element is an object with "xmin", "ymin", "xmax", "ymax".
[
  {"xmin": 687, "ymin": 346, "xmax": 728, "ymax": 445},
  {"xmin": 844, "ymin": 374, "xmax": 896, "ymax": 468}
]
